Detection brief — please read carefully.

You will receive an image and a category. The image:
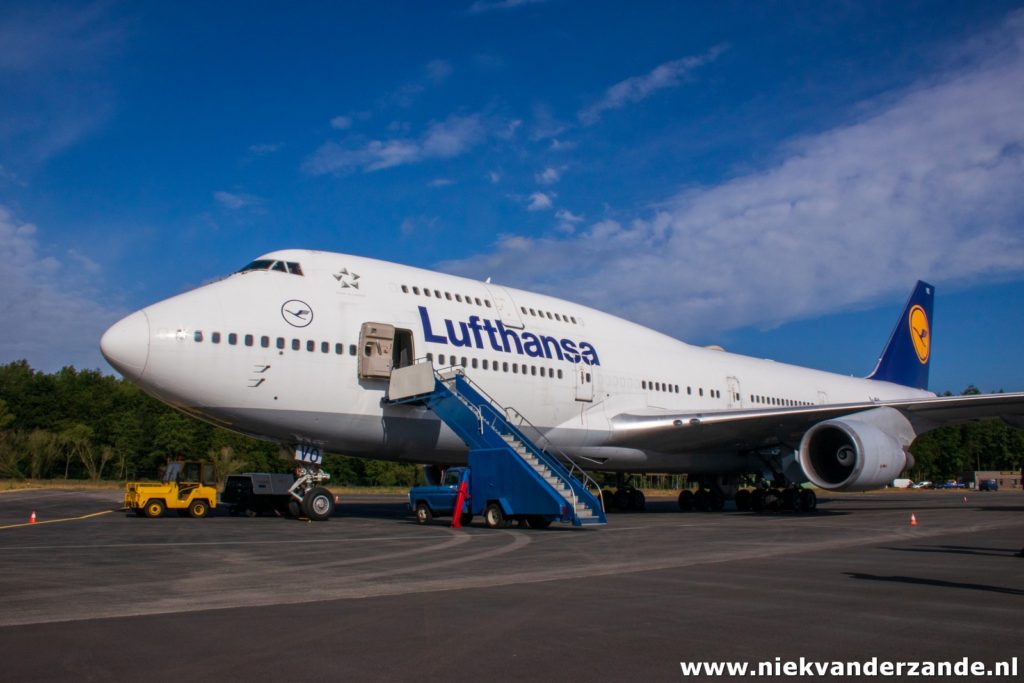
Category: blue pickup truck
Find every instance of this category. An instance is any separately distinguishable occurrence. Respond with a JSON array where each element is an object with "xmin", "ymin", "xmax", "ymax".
[{"xmin": 408, "ymin": 467, "xmax": 474, "ymax": 526}]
